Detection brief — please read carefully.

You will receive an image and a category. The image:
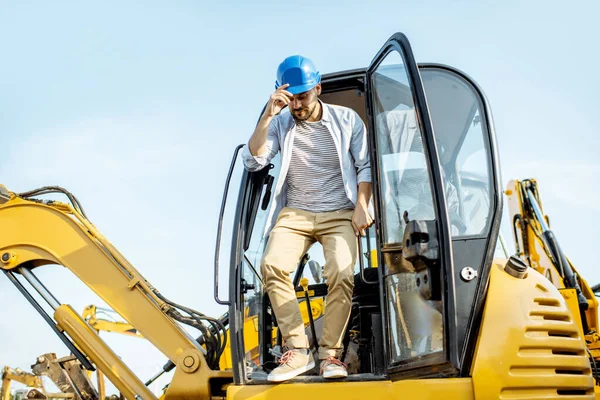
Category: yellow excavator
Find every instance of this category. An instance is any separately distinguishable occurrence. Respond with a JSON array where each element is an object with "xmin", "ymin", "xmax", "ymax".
[{"xmin": 1, "ymin": 32, "xmax": 599, "ymax": 399}]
